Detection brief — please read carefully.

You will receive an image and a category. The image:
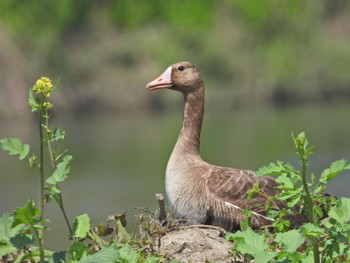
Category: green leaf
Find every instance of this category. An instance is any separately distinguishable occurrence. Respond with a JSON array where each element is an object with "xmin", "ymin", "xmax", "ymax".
[
  {"xmin": 257, "ymin": 160, "xmax": 297, "ymax": 177},
  {"xmin": 0, "ymin": 137, "xmax": 30, "ymax": 160},
  {"xmin": 321, "ymin": 159, "xmax": 350, "ymax": 182},
  {"xmin": 328, "ymin": 197, "xmax": 350, "ymax": 225},
  {"xmin": 119, "ymin": 245, "xmax": 140, "ymax": 262},
  {"xmin": 72, "ymin": 213, "xmax": 90, "ymax": 239},
  {"xmin": 46, "ymin": 155, "xmax": 72, "ymax": 185},
  {"xmin": 227, "ymin": 227, "xmax": 276, "ymax": 262},
  {"xmin": 300, "ymin": 223, "xmax": 324, "ymax": 238},
  {"xmin": 0, "ymin": 213, "xmax": 24, "ymax": 242},
  {"xmin": 69, "ymin": 241, "xmax": 90, "ymax": 260},
  {"xmin": 275, "ymin": 174, "xmax": 295, "ymax": 189},
  {"xmin": 246, "ymin": 182, "xmax": 260, "ymax": 201},
  {"xmin": 275, "ymin": 229, "xmax": 306, "ymax": 253},
  {"xmin": 13, "ymin": 200, "xmax": 41, "ymax": 227},
  {"xmin": 48, "ymin": 128, "xmax": 65, "ymax": 142},
  {"xmin": 82, "ymin": 245, "xmax": 120, "ymax": 263},
  {"xmin": 28, "ymin": 89, "xmax": 39, "ymax": 112},
  {"xmin": 0, "ymin": 213, "xmax": 33, "ymax": 252},
  {"xmin": 0, "ymin": 244, "xmax": 18, "ymax": 257}
]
